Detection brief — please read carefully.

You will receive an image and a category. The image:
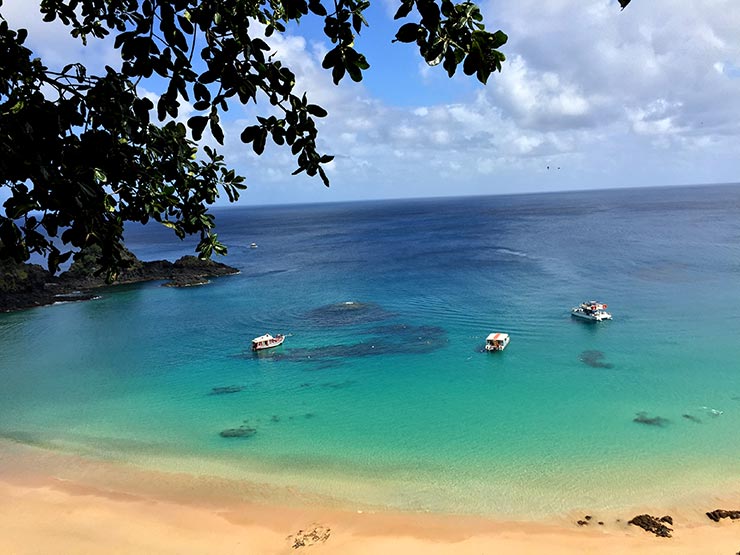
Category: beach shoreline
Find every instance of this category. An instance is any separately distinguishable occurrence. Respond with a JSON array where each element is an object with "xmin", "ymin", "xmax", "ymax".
[{"xmin": 1, "ymin": 439, "xmax": 738, "ymax": 554}]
